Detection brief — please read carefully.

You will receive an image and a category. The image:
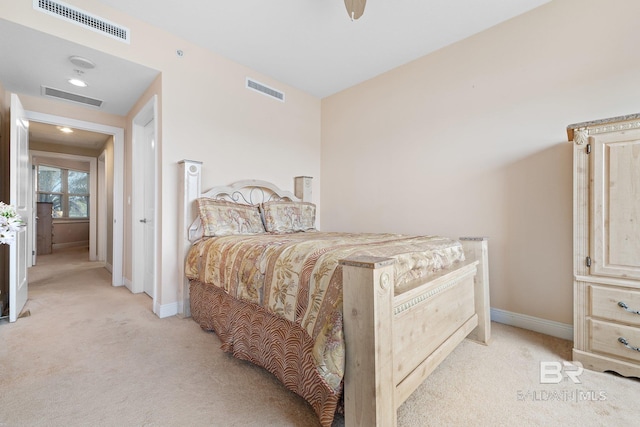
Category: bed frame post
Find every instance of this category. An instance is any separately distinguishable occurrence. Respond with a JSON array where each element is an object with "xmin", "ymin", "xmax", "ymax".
[
  {"xmin": 294, "ymin": 176, "xmax": 313, "ymax": 202},
  {"xmin": 459, "ymin": 237, "xmax": 491, "ymax": 344},
  {"xmin": 177, "ymin": 160, "xmax": 202, "ymax": 318},
  {"xmin": 340, "ymin": 256, "xmax": 397, "ymax": 427}
]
